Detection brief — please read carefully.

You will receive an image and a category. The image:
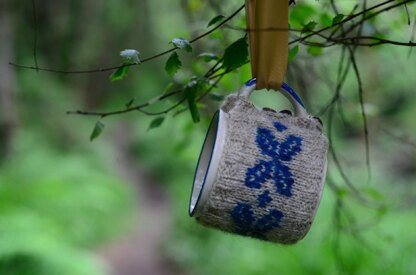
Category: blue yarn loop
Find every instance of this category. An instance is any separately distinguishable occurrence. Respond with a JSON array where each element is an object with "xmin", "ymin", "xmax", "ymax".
[
  {"xmin": 231, "ymin": 120, "xmax": 303, "ymax": 238},
  {"xmin": 243, "ymin": 78, "xmax": 305, "ymax": 108},
  {"xmin": 245, "ymin": 78, "xmax": 257, "ymax": 87},
  {"xmin": 281, "ymin": 82, "xmax": 305, "ymax": 108}
]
